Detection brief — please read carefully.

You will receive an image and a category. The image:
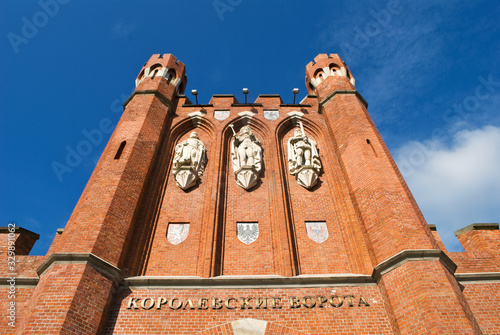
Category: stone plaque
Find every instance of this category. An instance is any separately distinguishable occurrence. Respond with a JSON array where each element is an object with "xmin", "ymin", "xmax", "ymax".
[
  {"xmin": 167, "ymin": 223, "xmax": 189, "ymax": 245},
  {"xmin": 237, "ymin": 222, "xmax": 259, "ymax": 244},
  {"xmin": 263, "ymin": 110, "xmax": 279, "ymax": 121},
  {"xmin": 305, "ymin": 221, "xmax": 328, "ymax": 244},
  {"xmin": 214, "ymin": 110, "xmax": 230, "ymax": 121}
]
